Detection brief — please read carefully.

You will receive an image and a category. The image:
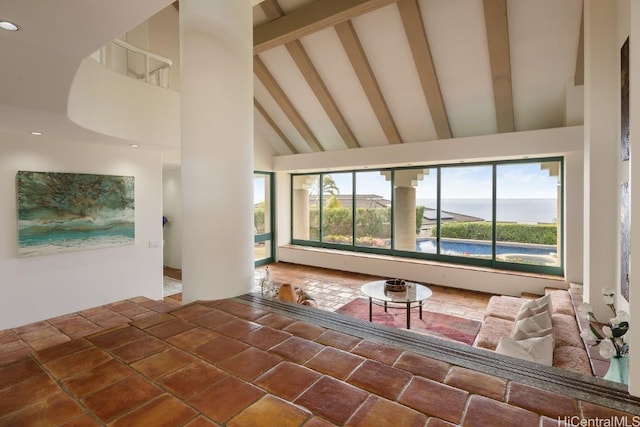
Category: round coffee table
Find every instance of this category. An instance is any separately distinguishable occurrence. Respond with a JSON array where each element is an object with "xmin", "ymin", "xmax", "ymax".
[{"xmin": 360, "ymin": 280, "xmax": 432, "ymax": 329}]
